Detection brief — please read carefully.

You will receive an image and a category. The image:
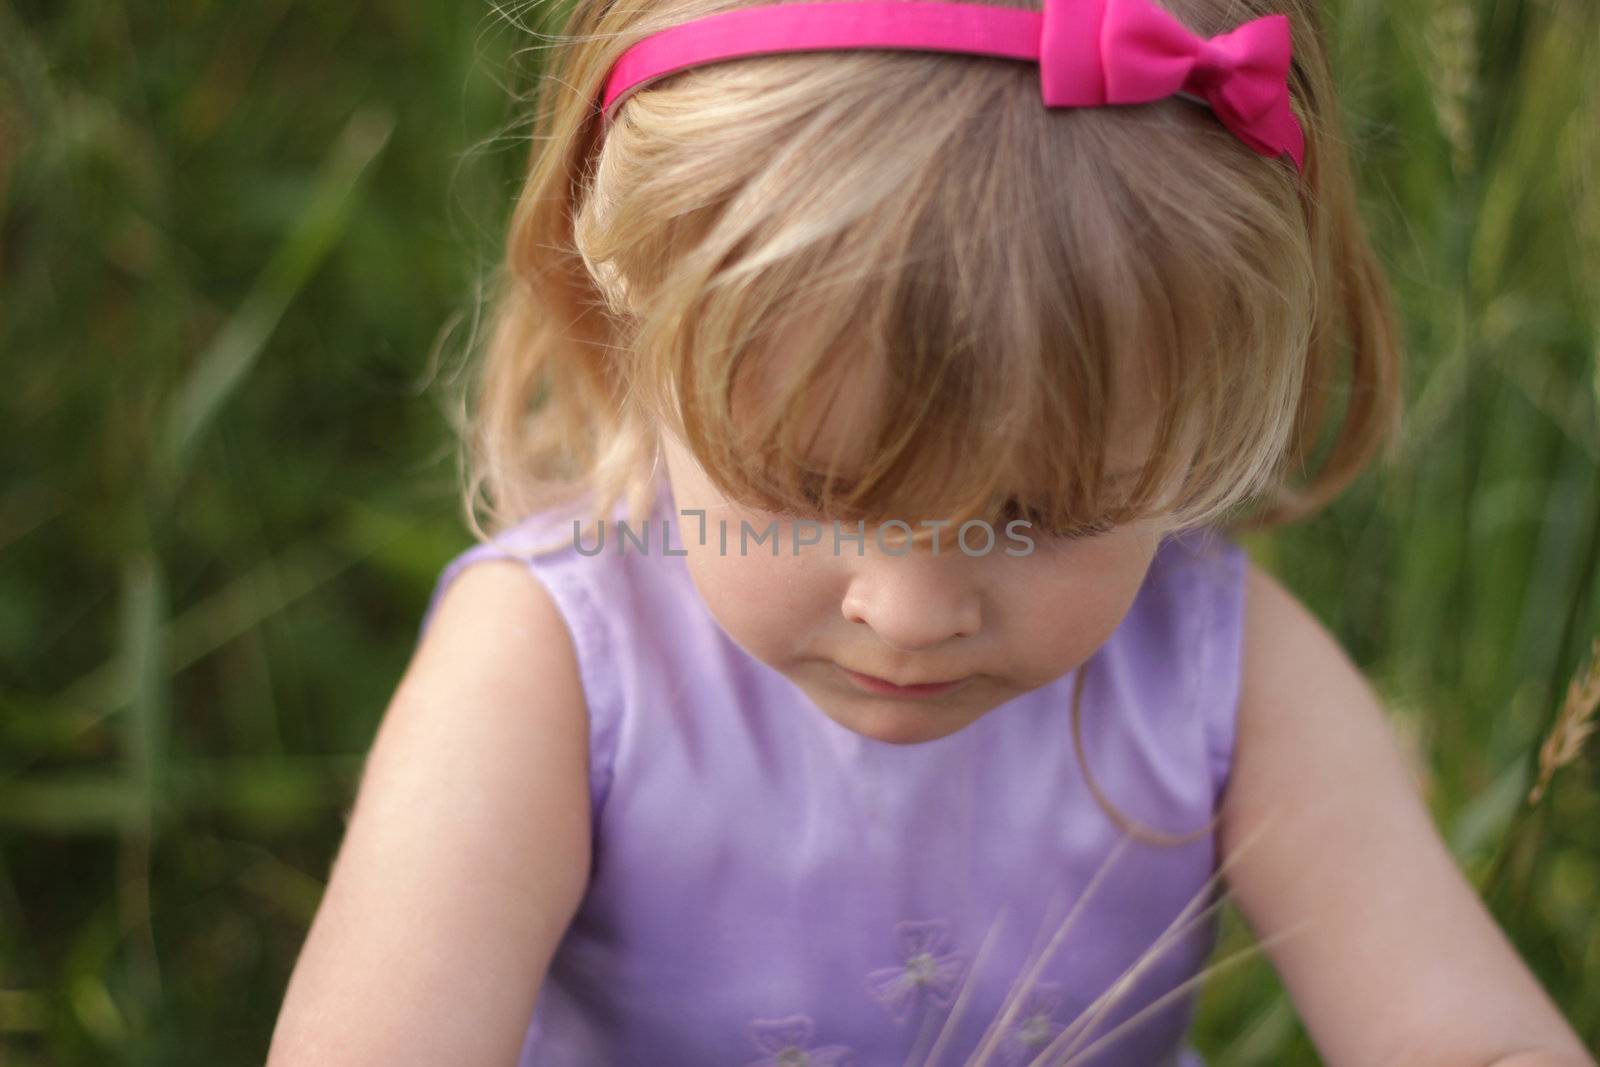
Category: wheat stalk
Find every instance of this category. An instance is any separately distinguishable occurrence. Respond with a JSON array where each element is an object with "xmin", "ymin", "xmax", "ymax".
[
  {"xmin": 1054, "ymin": 921, "xmax": 1311, "ymax": 1067},
  {"xmin": 1422, "ymin": 0, "xmax": 1478, "ymax": 180},
  {"xmin": 1025, "ymin": 815, "xmax": 1292, "ymax": 1067},
  {"xmin": 914, "ymin": 903, "xmax": 1013, "ymax": 1067},
  {"xmin": 905, "ymin": 812, "xmax": 1294, "ymax": 1067},
  {"xmin": 1527, "ymin": 635, "xmax": 1600, "ymax": 804},
  {"xmin": 959, "ymin": 836, "xmax": 1137, "ymax": 1066}
]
